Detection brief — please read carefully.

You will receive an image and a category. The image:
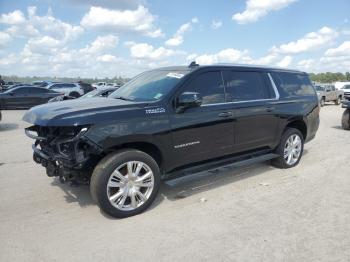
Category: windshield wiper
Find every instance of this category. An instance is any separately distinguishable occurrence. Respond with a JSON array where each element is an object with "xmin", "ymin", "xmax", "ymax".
[{"xmin": 114, "ymin": 96, "xmax": 134, "ymax": 101}]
